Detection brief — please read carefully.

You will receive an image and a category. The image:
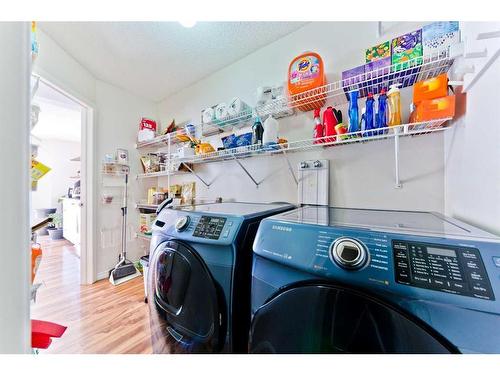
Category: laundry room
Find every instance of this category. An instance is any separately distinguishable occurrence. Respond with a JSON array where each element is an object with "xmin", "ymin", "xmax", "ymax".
[{"xmin": 1, "ymin": 1, "xmax": 499, "ymax": 372}]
